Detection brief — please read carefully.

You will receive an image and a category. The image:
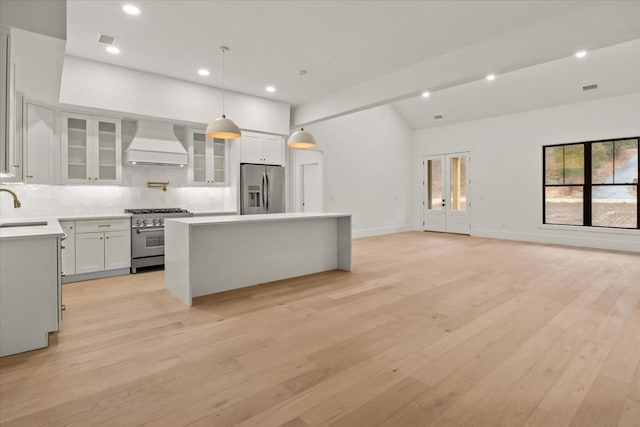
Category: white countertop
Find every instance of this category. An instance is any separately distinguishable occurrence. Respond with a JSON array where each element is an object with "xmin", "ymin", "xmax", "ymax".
[
  {"xmin": 58, "ymin": 213, "xmax": 132, "ymax": 221},
  {"xmin": 0, "ymin": 218, "xmax": 65, "ymax": 240},
  {"xmin": 190, "ymin": 210, "xmax": 238, "ymax": 216},
  {"xmin": 166, "ymin": 212, "xmax": 351, "ymax": 226}
]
